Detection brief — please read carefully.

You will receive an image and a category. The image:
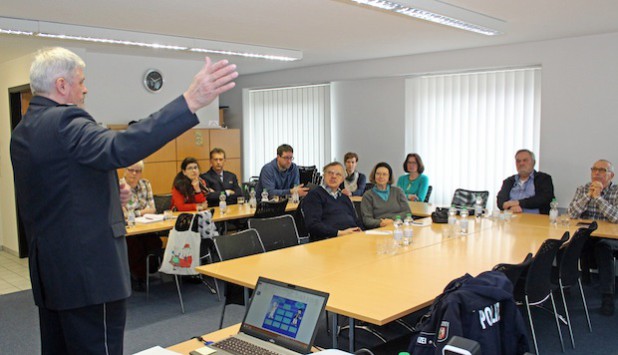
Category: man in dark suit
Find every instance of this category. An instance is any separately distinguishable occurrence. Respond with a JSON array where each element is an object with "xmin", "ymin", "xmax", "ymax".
[
  {"xmin": 10, "ymin": 47, "xmax": 237, "ymax": 354},
  {"xmin": 496, "ymin": 149, "xmax": 554, "ymax": 214},
  {"xmin": 201, "ymin": 147, "xmax": 242, "ymax": 206}
]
